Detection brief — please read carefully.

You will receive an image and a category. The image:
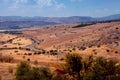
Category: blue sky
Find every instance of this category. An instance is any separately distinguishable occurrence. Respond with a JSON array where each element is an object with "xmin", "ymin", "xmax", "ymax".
[{"xmin": 0, "ymin": 0, "xmax": 120, "ymax": 17}]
